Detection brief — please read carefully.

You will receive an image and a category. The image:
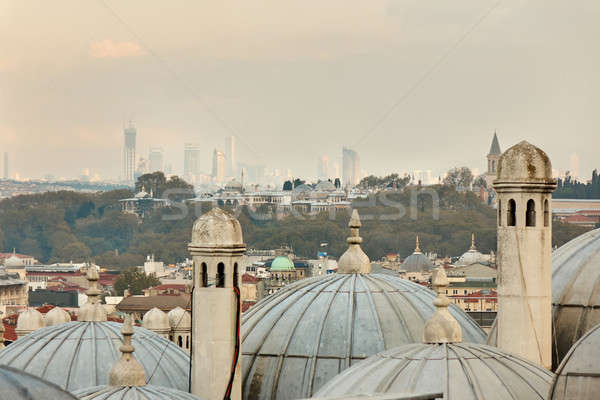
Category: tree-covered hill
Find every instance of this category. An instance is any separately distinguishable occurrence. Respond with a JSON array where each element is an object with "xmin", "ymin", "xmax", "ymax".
[{"xmin": 0, "ymin": 186, "xmax": 591, "ymax": 267}]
